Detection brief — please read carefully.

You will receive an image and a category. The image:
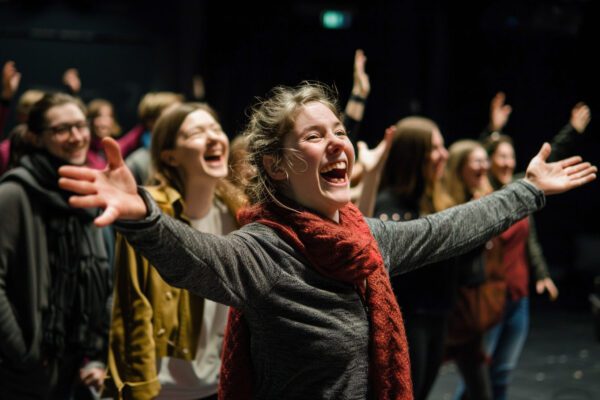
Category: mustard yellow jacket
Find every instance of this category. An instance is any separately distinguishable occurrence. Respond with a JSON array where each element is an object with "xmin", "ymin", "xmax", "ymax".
[{"xmin": 105, "ymin": 186, "xmax": 205, "ymax": 399}]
